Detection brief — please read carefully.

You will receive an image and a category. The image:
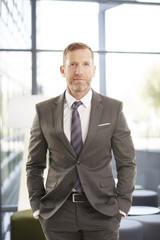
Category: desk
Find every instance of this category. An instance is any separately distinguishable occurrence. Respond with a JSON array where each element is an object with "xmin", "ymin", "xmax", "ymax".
[{"xmin": 128, "ymin": 206, "xmax": 160, "ymax": 216}]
